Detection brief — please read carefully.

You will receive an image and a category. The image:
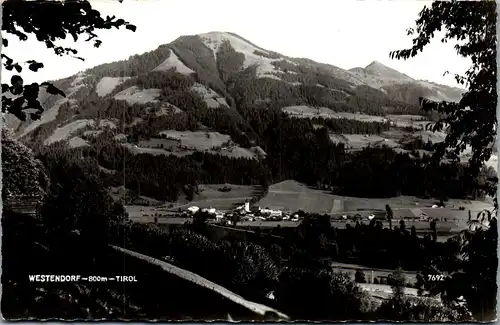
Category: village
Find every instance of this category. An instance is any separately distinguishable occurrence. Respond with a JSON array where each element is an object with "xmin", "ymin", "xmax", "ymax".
[{"xmin": 170, "ymin": 201, "xmax": 302, "ymax": 225}]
